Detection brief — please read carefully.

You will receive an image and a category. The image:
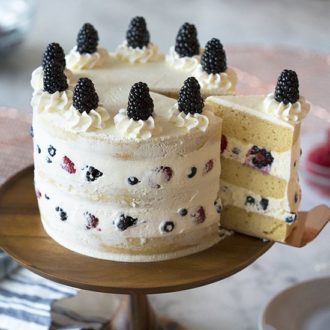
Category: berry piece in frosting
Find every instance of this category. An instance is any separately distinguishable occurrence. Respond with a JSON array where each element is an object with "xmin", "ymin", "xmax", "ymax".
[
  {"xmin": 127, "ymin": 82, "xmax": 154, "ymax": 121},
  {"xmin": 85, "ymin": 212, "xmax": 99, "ymax": 230},
  {"xmin": 115, "ymin": 214, "xmax": 138, "ymax": 231},
  {"xmin": 86, "ymin": 166, "xmax": 103, "ymax": 182},
  {"xmin": 214, "ymin": 199, "xmax": 222, "ymax": 214},
  {"xmin": 36, "ymin": 190, "xmax": 42, "ymax": 199},
  {"xmin": 245, "ymin": 146, "xmax": 274, "ymax": 172},
  {"xmin": 175, "ymin": 22, "xmax": 200, "ymax": 57},
  {"xmin": 221, "ymin": 135, "xmax": 228, "ymax": 154},
  {"xmin": 274, "ymin": 69, "xmax": 299, "ymax": 105},
  {"xmin": 245, "ymin": 196, "xmax": 255, "ymax": 205},
  {"xmin": 259, "ymin": 198, "xmax": 269, "ymax": 211},
  {"xmin": 285, "ymin": 212, "xmax": 297, "ymax": 224},
  {"xmin": 73, "ymin": 78, "xmax": 99, "ymax": 114},
  {"xmin": 30, "ymin": 126, "xmax": 34, "ymax": 138},
  {"xmin": 43, "ymin": 60, "xmax": 68, "ymax": 94},
  {"xmin": 126, "ymin": 16, "xmax": 150, "ymax": 49},
  {"xmin": 147, "ymin": 166, "xmax": 173, "ymax": 189},
  {"xmin": 178, "ymin": 208, "xmax": 188, "ymax": 216},
  {"xmin": 42, "ymin": 42, "xmax": 66, "ymax": 69},
  {"xmin": 161, "ymin": 221, "xmax": 175, "ymax": 233},
  {"xmin": 178, "ymin": 77, "xmax": 204, "ymax": 115},
  {"xmin": 191, "ymin": 206, "xmax": 206, "ymax": 224},
  {"xmin": 37, "ymin": 145, "xmax": 41, "ymax": 154},
  {"xmin": 76, "ymin": 23, "xmax": 99, "ymax": 54},
  {"xmin": 187, "ymin": 166, "xmax": 197, "ymax": 178},
  {"xmin": 62, "ymin": 156, "xmax": 76, "ymax": 174},
  {"xmin": 203, "ymin": 159, "xmax": 214, "ymax": 175},
  {"xmin": 201, "ymin": 38, "xmax": 227, "ymax": 74},
  {"xmin": 128, "ymin": 176, "xmax": 140, "ymax": 185},
  {"xmin": 48, "ymin": 145, "xmax": 56, "ymax": 157},
  {"xmin": 55, "ymin": 206, "xmax": 67, "ymax": 221}
]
